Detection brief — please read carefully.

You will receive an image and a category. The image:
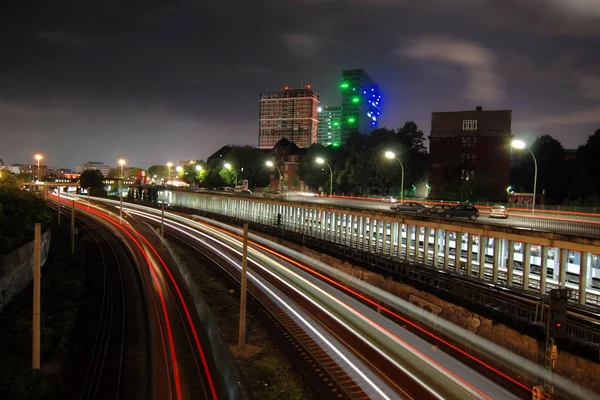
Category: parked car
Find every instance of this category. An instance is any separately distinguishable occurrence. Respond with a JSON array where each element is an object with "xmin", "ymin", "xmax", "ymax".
[
  {"xmin": 417, "ymin": 204, "xmax": 453, "ymax": 216},
  {"xmin": 390, "ymin": 201, "xmax": 427, "ymax": 212},
  {"xmin": 381, "ymin": 196, "xmax": 398, "ymax": 203},
  {"xmin": 264, "ymin": 190, "xmax": 286, "ymax": 199},
  {"xmin": 238, "ymin": 189, "xmax": 252, "ymax": 196},
  {"xmin": 489, "ymin": 204, "xmax": 508, "ymax": 219},
  {"xmin": 442, "ymin": 204, "xmax": 479, "ymax": 220},
  {"xmin": 222, "ymin": 187, "xmax": 235, "ymax": 192}
]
